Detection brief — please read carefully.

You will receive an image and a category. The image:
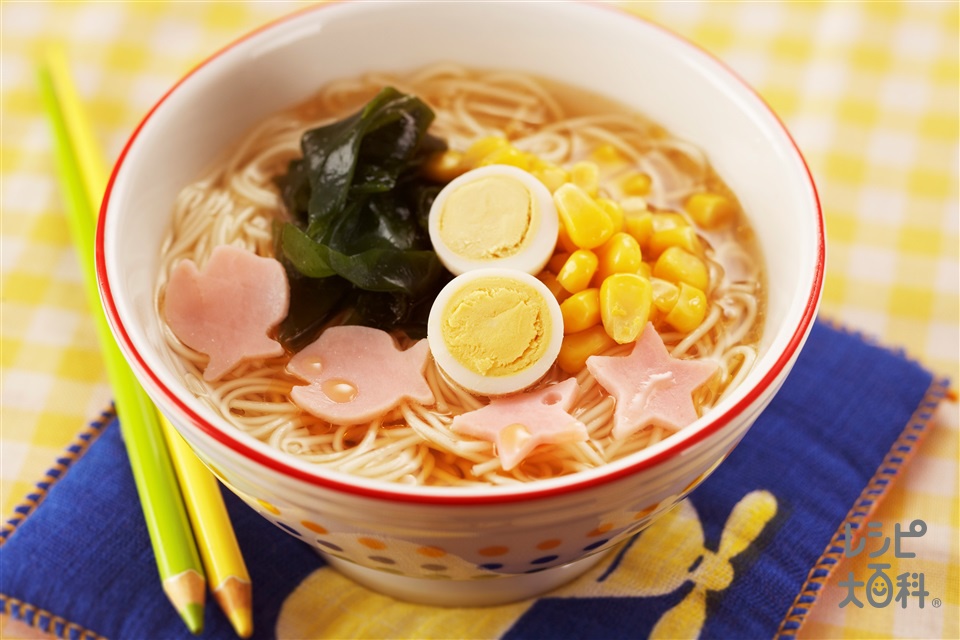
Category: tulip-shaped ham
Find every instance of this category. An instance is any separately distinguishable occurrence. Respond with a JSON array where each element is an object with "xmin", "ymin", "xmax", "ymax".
[{"xmin": 164, "ymin": 245, "xmax": 289, "ymax": 381}]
